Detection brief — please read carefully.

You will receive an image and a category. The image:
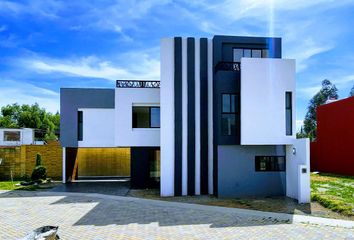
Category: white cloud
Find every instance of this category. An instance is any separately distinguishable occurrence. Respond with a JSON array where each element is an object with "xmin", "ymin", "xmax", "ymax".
[
  {"xmin": 22, "ymin": 51, "xmax": 160, "ymax": 81},
  {"xmin": 0, "ymin": 0, "xmax": 64, "ymax": 19},
  {"xmin": 0, "ymin": 80, "xmax": 59, "ymax": 113},
  {"xmin": 297, "ymin": 86, "xmax": 321, "ymax": 99}
]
